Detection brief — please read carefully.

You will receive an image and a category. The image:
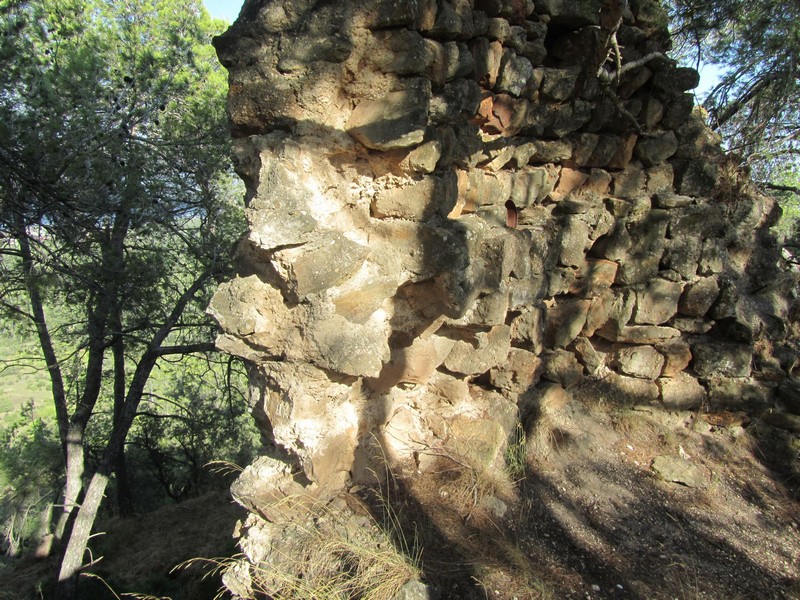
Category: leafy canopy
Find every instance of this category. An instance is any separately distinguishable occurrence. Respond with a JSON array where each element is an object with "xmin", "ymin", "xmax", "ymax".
[{"xmin": 668, "ymin": 0, "xmax": 800, "ymax": 192}]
